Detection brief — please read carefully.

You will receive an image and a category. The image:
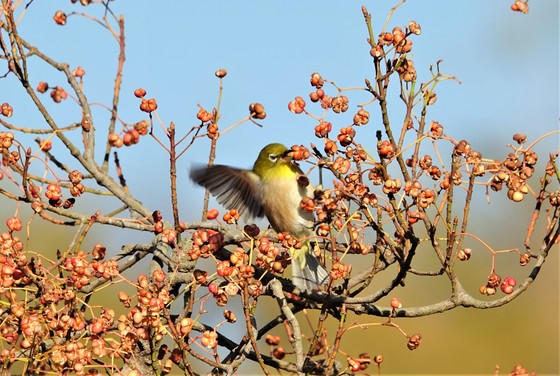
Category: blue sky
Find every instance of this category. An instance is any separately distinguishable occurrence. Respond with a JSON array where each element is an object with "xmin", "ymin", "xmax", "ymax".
[
  {"xmin": 9, "ymin": 1, "xmax": 557, "ymax": 217},
  {"xmin": 12, "ymin": 0, "xmax": 555, "ymax": 232},
  {"xmin": 4, "ymin": 1, "xmax": 558, "ymax": 272},
  {"xmin": 8, "ymin": 1, "xmax": 558, "ymax": 172}
]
